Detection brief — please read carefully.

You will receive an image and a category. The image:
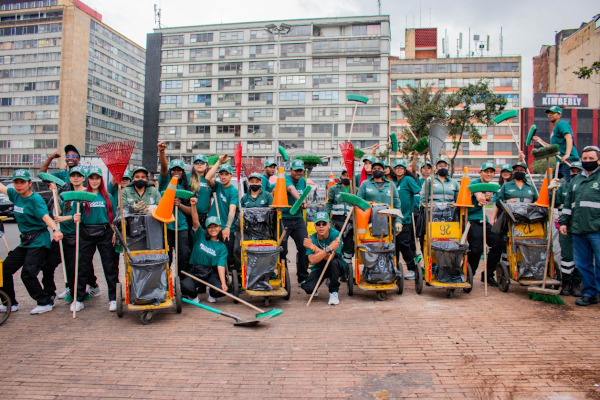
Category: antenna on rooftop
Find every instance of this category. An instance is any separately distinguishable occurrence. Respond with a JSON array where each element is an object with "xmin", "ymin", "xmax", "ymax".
[
  {"xmin": 154, "ymin": 4, "xmax": 162, "ymax": 29},
  {"xmin": 377, "ymin": 0, "xmax": 382, "ymax": 15}
]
